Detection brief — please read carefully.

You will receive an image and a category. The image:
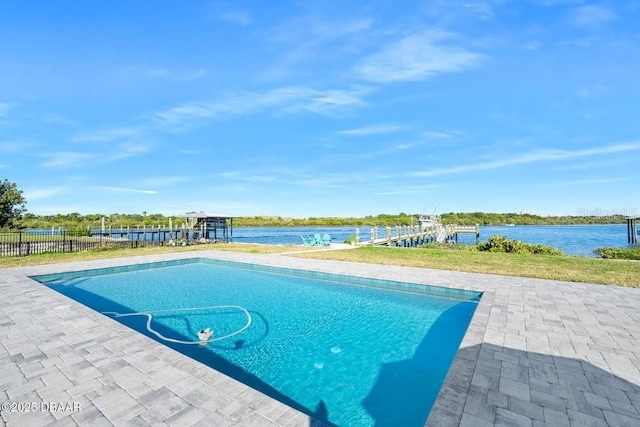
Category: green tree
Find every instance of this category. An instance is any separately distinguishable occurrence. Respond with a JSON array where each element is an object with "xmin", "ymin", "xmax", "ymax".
[{"xmin": 0, "ymin": 179, "xmax": 27, "ymax": 228}]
